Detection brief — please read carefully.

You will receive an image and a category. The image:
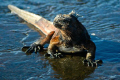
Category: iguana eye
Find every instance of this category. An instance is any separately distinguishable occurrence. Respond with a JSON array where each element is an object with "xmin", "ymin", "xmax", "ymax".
[{"xmin": 53, "ymin": 22, "xmax": 62, "ymax": 28}]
